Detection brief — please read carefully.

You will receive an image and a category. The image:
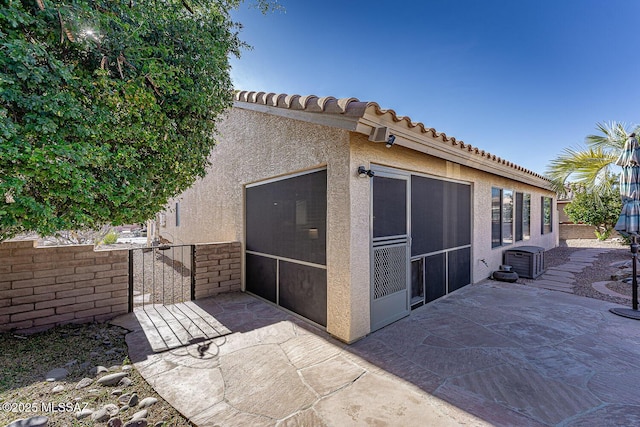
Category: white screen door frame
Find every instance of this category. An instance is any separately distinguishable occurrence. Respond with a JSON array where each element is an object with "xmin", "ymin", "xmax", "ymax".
[{"xmin": 370, "ymin": 167, "xmax": 410, "ymax": 332}]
